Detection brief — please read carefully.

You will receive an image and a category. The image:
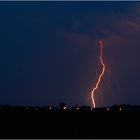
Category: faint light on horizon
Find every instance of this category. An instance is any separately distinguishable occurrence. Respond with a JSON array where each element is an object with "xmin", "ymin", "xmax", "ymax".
[
  {"xmin": 107, "ymin": 108, "xmax": 110, "ymax": 111},
  {"xmin": 63, "ymin": 107, "xmax": 67, "ymax": 110}
]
